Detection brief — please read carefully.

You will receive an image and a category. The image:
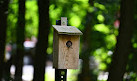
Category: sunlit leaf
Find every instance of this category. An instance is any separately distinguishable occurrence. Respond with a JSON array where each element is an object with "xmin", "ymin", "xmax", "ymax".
[
  {"xmin": 97, "ymin": 14, "xmax": 105, "ymax": 23},
  {"xmin": 94, "ymin": 24, "xmax": 109, "ymax": 34},
  {"xmin": 70, "ymin": 15, "xmax": 81, "ymax": 27}
]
